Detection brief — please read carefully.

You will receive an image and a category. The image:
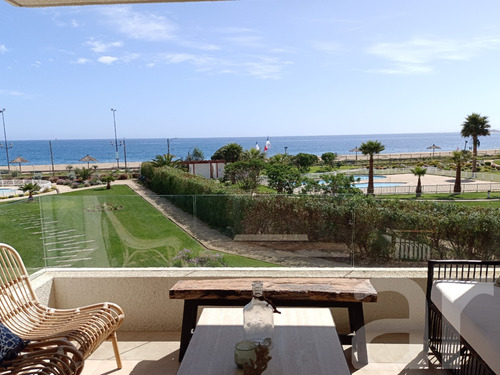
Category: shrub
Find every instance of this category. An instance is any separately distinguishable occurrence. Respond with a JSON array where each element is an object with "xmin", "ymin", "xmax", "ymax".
[
  {"xmin": 56, "ymin": 179, "xmax": 65, "ymax": 185},
  {"xmin": 118, "ymin": 174, "xmax": 128, "ymax": 180}
]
